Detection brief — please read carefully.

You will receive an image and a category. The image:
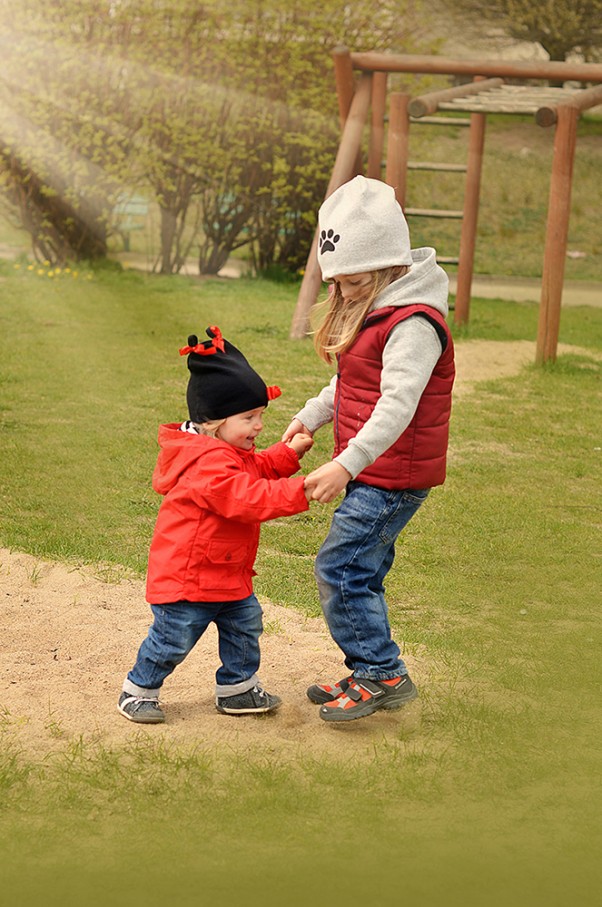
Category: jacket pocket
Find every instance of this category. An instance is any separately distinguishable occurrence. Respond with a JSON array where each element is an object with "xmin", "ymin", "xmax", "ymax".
[{"xmin": 205, "ymin": 538, "xmax": 249, "ymax": 568}]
